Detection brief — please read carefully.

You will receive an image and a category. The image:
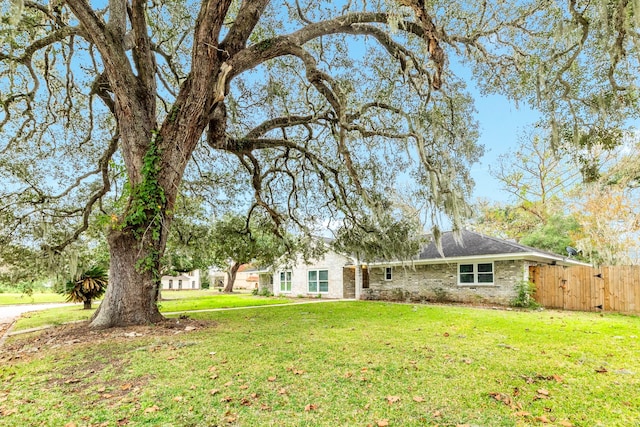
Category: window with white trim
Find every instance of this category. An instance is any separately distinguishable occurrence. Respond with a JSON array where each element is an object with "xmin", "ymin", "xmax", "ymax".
[
  {"xmin": 458, "ymin": 263, "xmax": 494, "ymax": 285},
  {"xmin": 279, "ymin": 271, "xmax": 292, "ymax": 292},
  {"xmin": 308, "ymin": 269, "xmax": 329, "ymax": 293},
  {"xmin": 384, "ymin": 267, "xmax": 393, "ymax": 281}
]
